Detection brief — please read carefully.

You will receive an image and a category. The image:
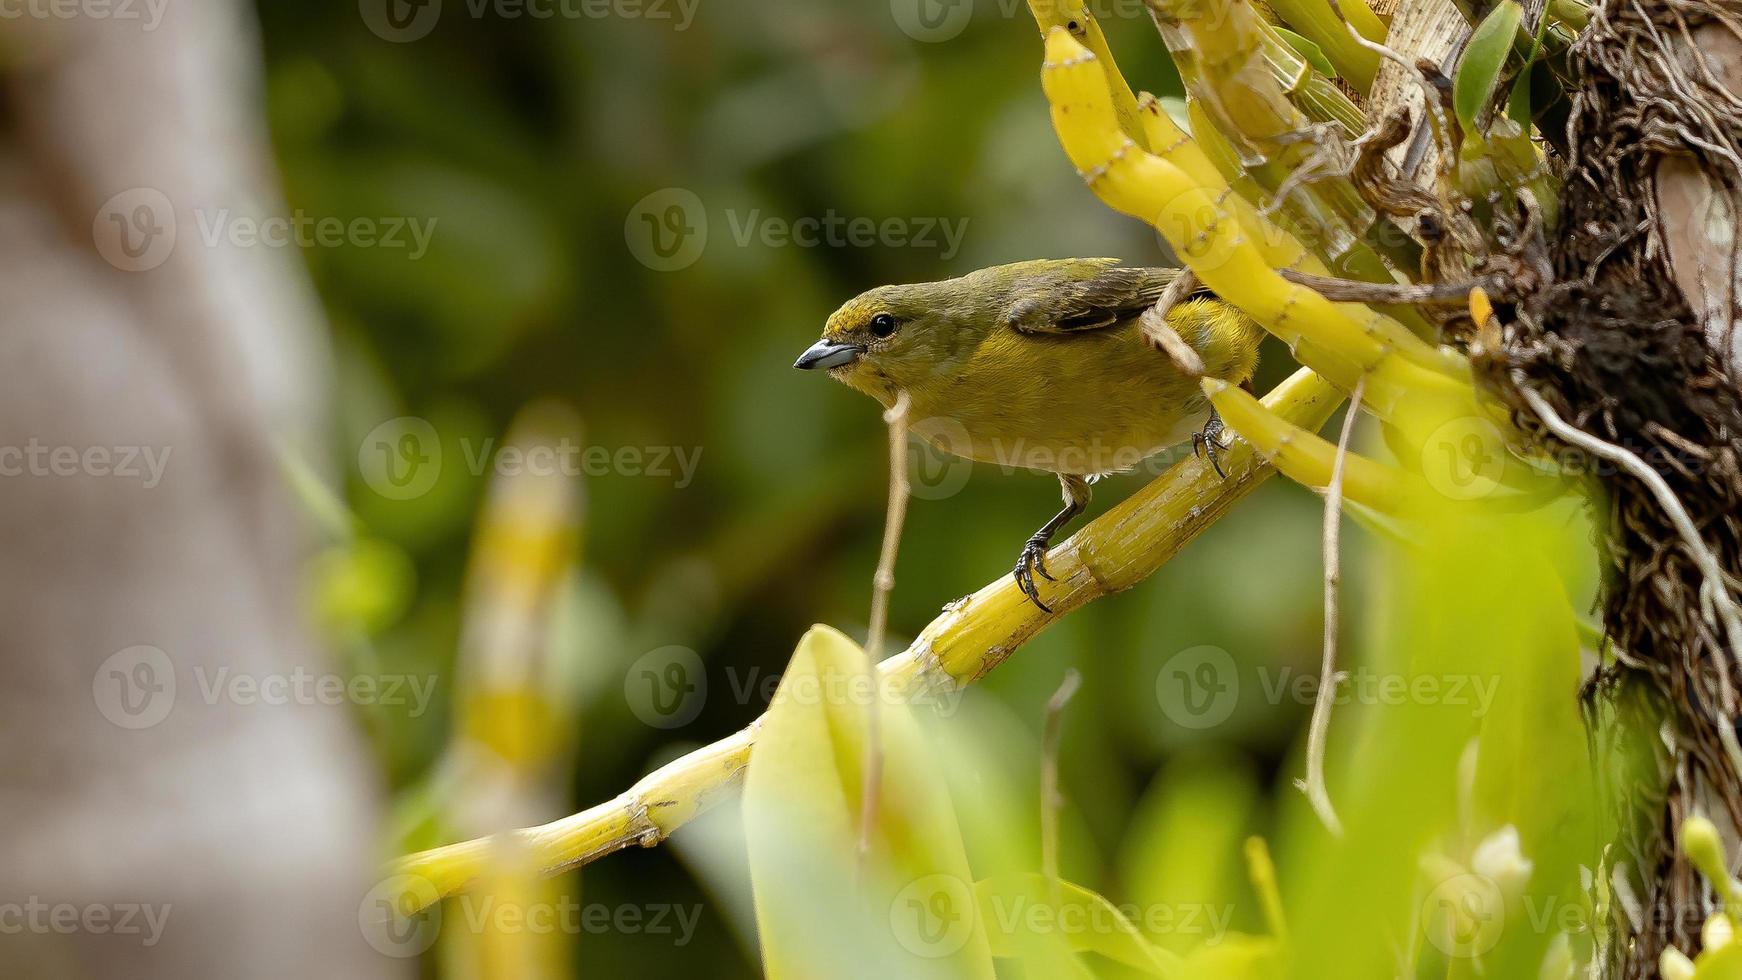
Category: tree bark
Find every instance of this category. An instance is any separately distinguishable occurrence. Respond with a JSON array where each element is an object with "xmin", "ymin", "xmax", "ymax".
[{"xmin": 0, "ymin": 6, "xmax": 393, "ymax": 978}]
